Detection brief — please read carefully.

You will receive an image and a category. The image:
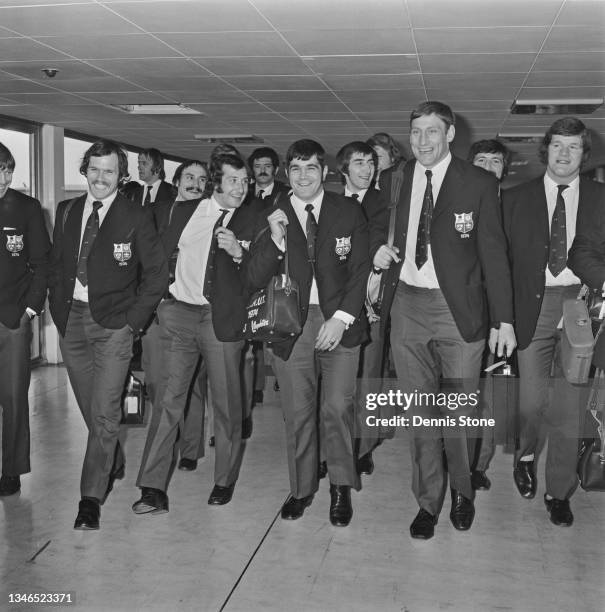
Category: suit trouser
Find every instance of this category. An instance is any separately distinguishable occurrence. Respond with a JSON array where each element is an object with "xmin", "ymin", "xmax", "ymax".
[
  {"xmin": 272, "ymin": 305, "xmax": 361, "ymax": 499},
  {"xmin": 515, "ymin": 285, "xmax": 585, "ymax": 500},
  {"xmin": 0, "ymin": 314, "xmax": 32, "ymax": 476},
  {"xmin": 390, "ymin": 283, "xmax": 483, "ymax": 516},
  {"xmin": 60, "ymin": 301, "xmax": 132, "ymax": 500},
  {"xmin": 137, "ymin": 299, "xmax": 243, "ymax": 491},
  {"xmin": 141, "ymin": 318, "xmax": 208, "ymax": 462},
  {"xmin": 473, "ymin": 350, "xmax": 496, "ymax": 472}
]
